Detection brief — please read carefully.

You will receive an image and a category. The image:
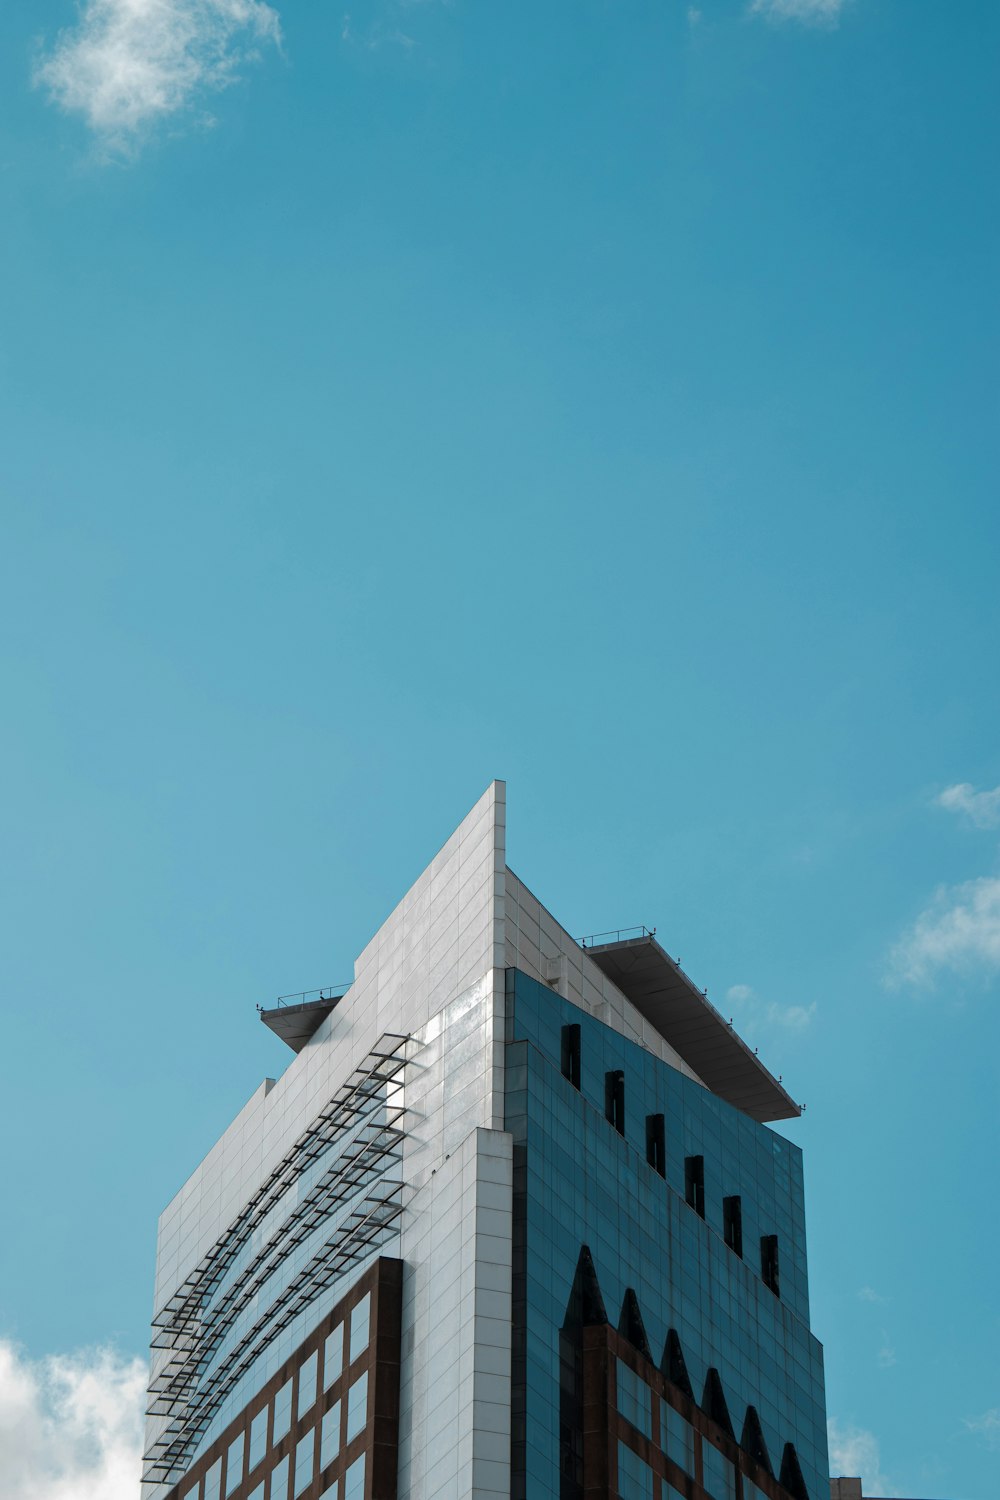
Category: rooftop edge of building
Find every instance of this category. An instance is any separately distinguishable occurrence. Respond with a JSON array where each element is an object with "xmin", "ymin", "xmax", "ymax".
[
  {"xmin": 584, "ymin": 932, "xmax": 801, "ymax": 1123},
  {"xmin": 253, "ymin": 781, "xmax": 802, "ymax": 1125},
  {"xmin": 258, "ymin": 995, "xmax": 345, "ymax": 1052}
]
